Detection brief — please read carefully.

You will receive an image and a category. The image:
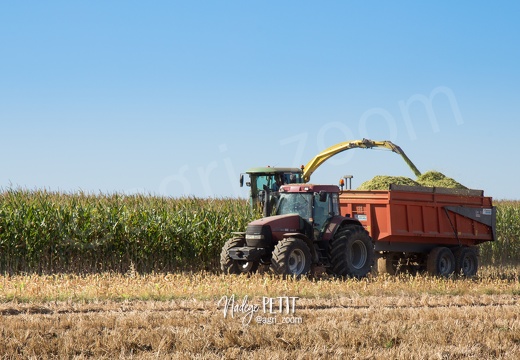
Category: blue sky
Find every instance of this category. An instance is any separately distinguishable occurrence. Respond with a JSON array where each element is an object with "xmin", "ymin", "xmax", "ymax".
[{"xmin": 1, "ymin": 1, "xmax": 519, "ymax": 200}]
